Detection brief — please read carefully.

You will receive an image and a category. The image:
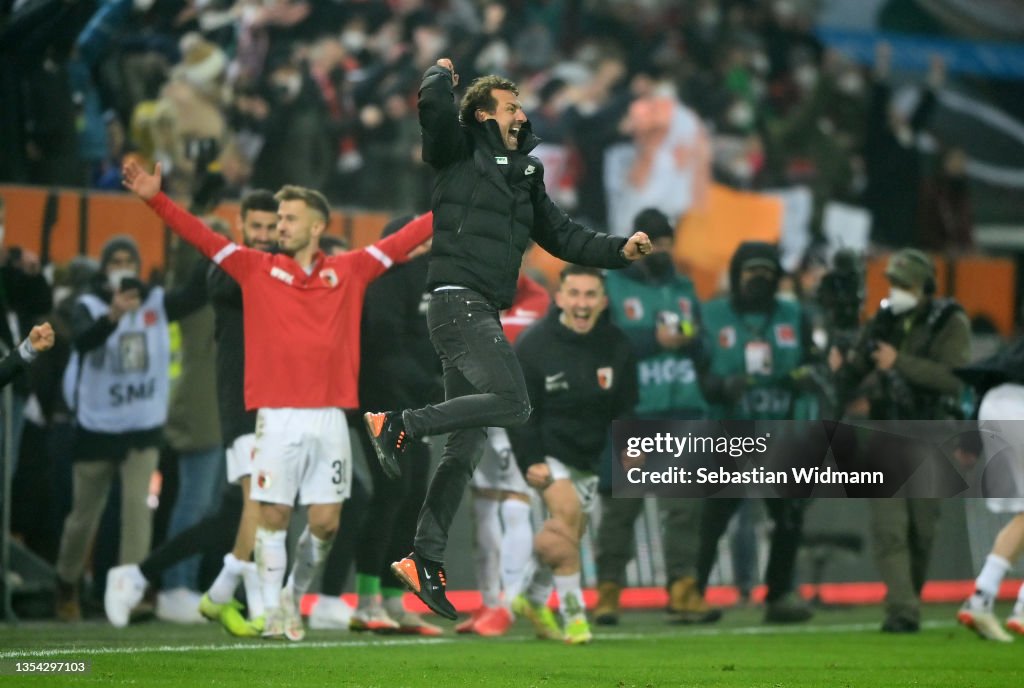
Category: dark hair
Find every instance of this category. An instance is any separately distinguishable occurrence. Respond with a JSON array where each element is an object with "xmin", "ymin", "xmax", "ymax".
[
  {"xmin": 274, "ymin": 185, "xmax": 331, "ymax": 223},
  {"xmin": 241, "ymin": 189, "xmax": 277, "ymax": 219},
  {"xmin": 559, "ymin": 264, "xmax": 606, "ymax": 285},
  {"xmin": 460, "ymin": 75, "xmax": 519, "ymax": 126}
]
